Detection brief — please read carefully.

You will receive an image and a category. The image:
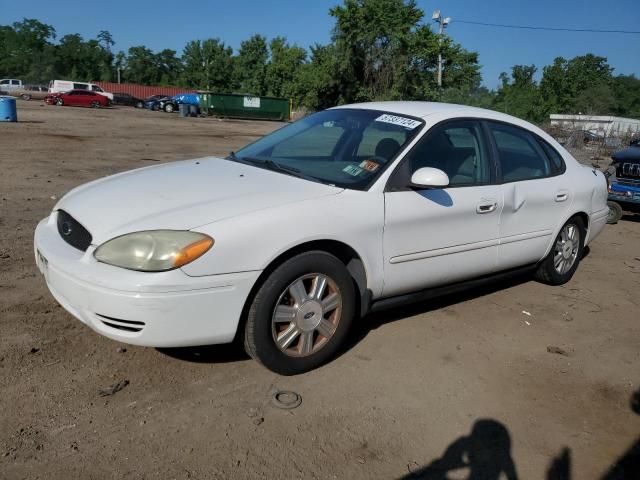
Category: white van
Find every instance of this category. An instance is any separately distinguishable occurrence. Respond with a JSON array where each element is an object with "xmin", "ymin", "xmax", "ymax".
[{"xmin": 48, "ymin": 80, "xmax": 114, "ymax": 101}]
